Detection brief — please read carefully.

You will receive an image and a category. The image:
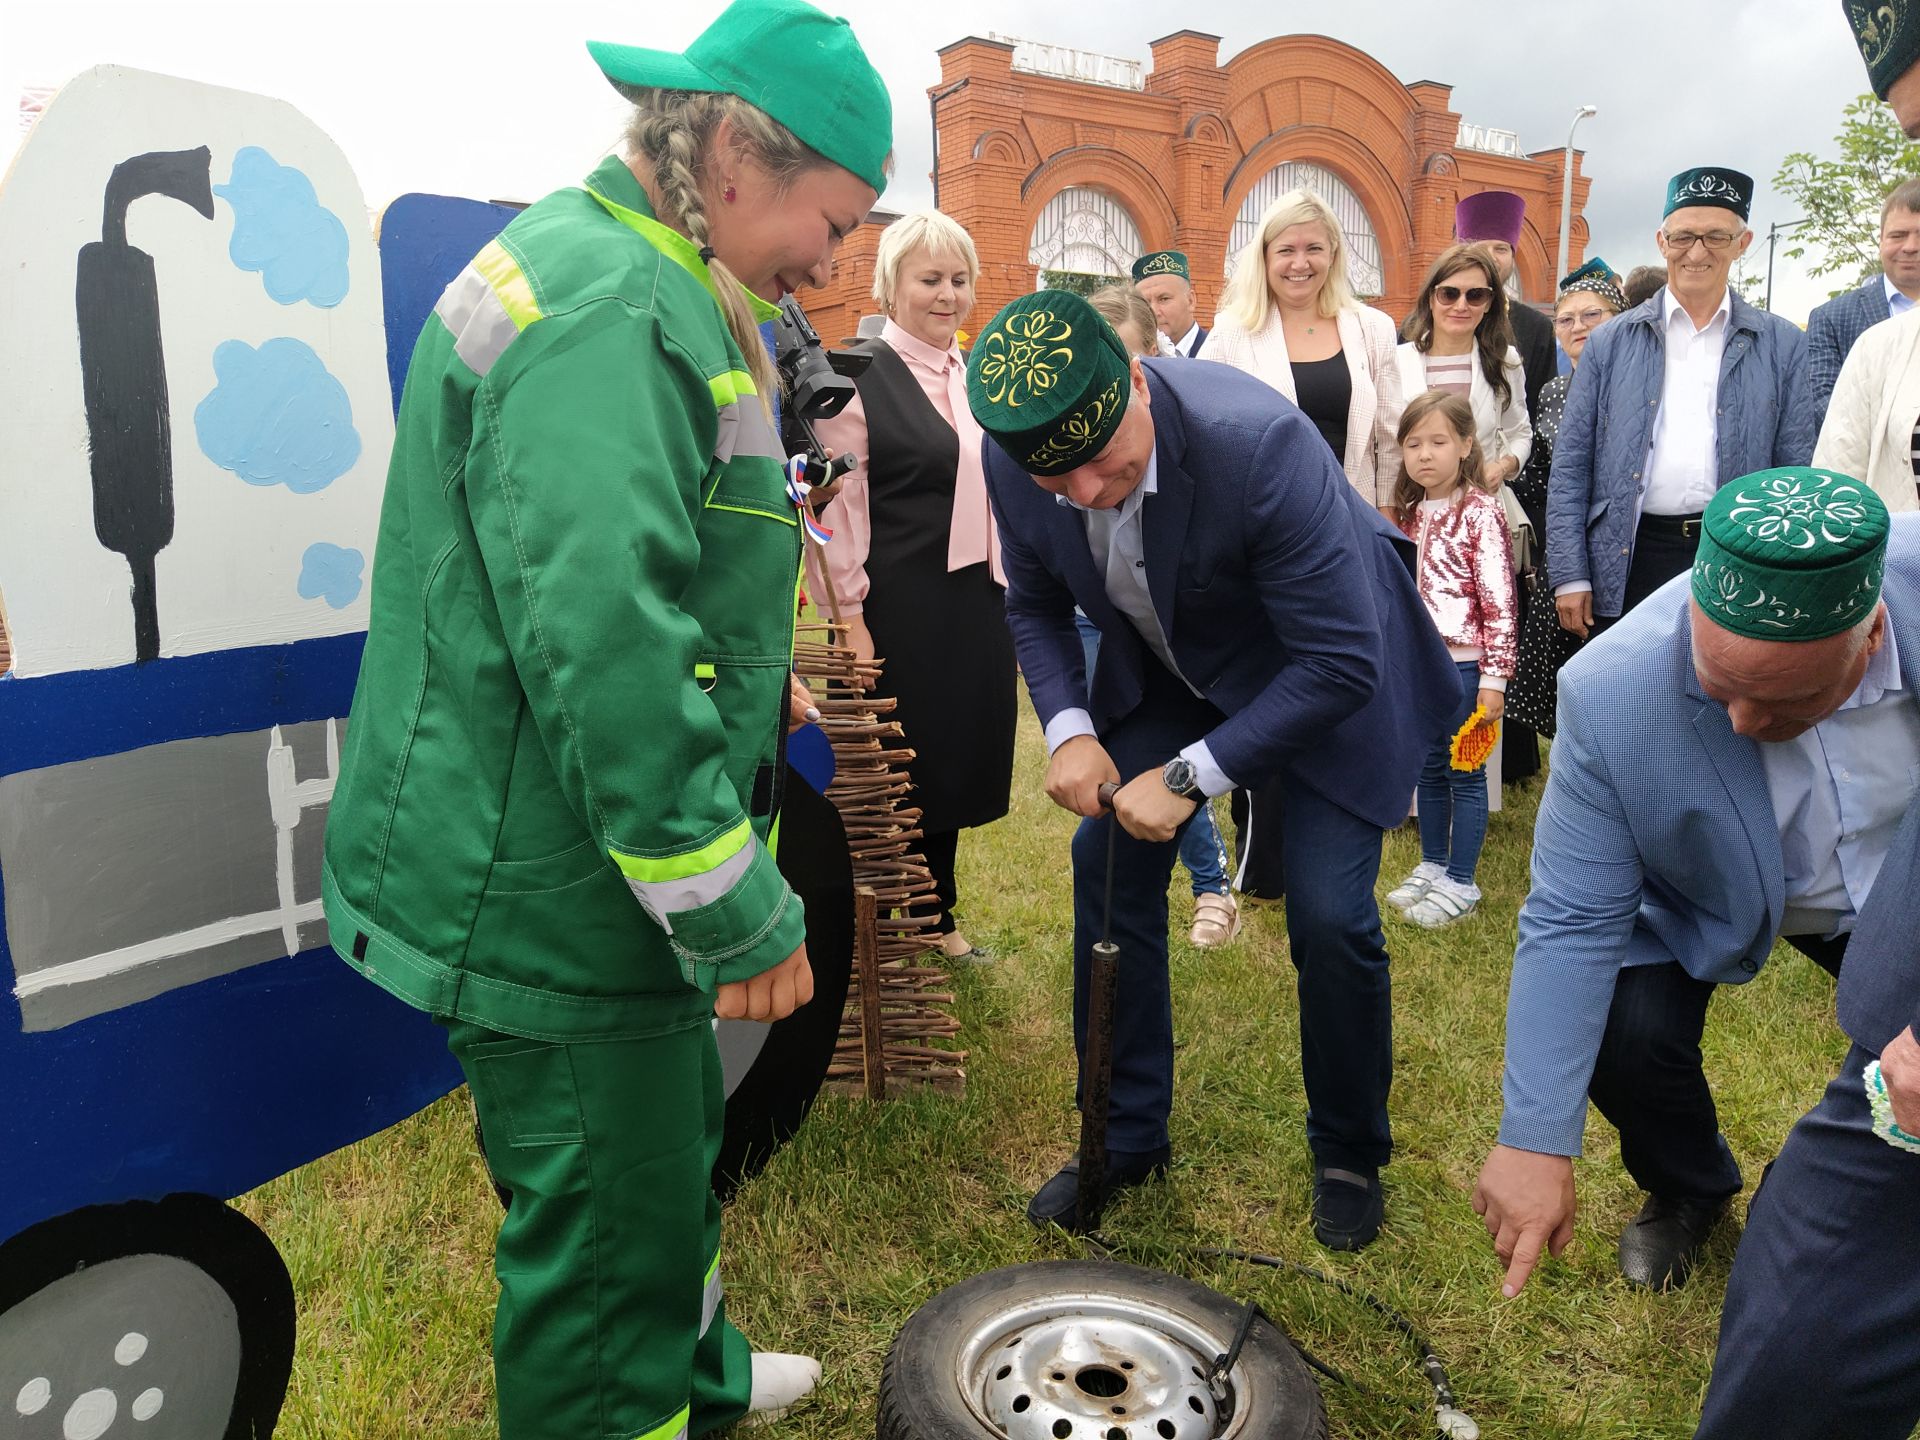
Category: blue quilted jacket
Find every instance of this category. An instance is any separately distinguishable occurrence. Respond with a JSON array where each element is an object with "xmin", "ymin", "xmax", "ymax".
[{"xmin": 1544, "ymin": 289, "xmax": 1814, "ymax": 617}]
